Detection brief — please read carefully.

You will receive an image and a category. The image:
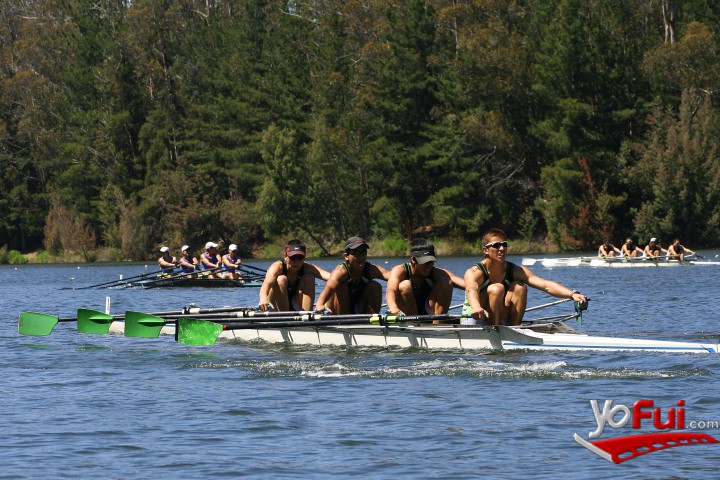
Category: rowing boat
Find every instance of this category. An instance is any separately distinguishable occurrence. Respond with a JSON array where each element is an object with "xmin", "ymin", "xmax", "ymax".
[
  {"xmin": 99, "ymin": 318, "xmax": 719, "ymax": 354},
  {"xmin": 20, "ymin": 302, "xmax": 719, "ymax": 354},
  {"xmin": 521, "ymin": 256, "xmax": 720, "ymax": 268},
  {"xmin": 125, "ymin": 278, "xmax": 263, "ymax": 288}
]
